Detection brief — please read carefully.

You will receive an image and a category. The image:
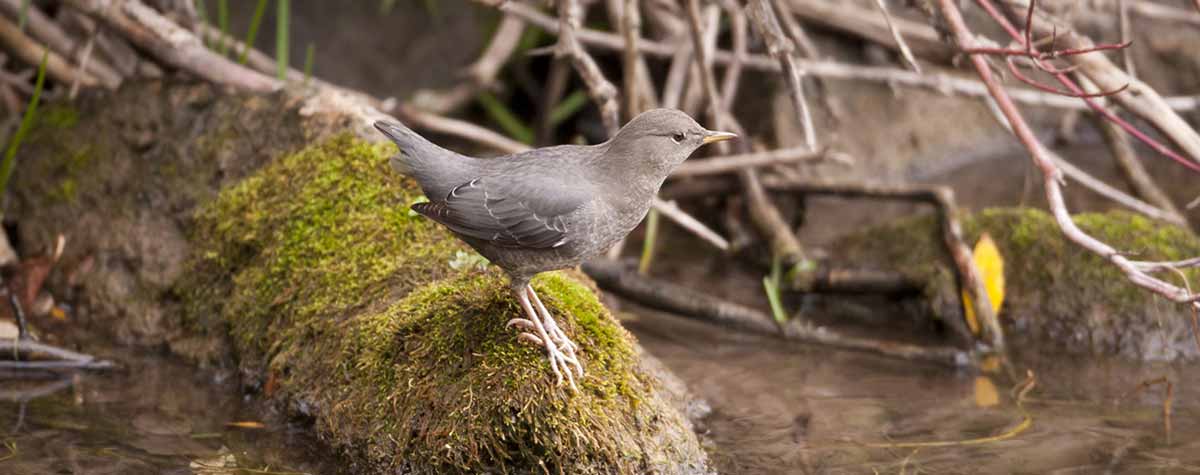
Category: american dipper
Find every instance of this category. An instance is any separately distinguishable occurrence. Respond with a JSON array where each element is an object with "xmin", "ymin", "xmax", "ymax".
[{"xmin": 374, "ymin": 109, "xmax": 735, "ymax": 389}]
